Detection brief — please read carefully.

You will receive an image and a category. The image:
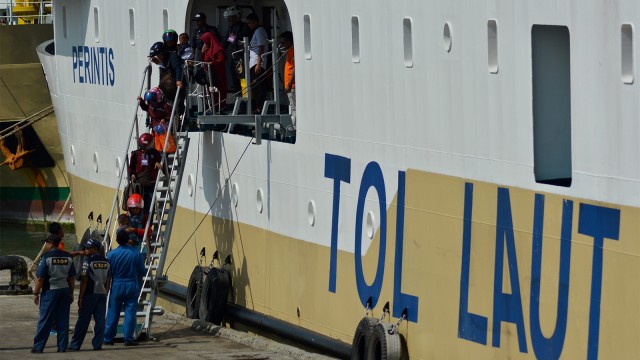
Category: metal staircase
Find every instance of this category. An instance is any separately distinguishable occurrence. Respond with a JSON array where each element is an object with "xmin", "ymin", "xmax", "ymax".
[
  {"xmin": 103, "ymin": 65, "xmax": 191, "ymax": 340},
  {"xmin": 136, "ymin": 124, "xmax": 190, "ymax": 340}
]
